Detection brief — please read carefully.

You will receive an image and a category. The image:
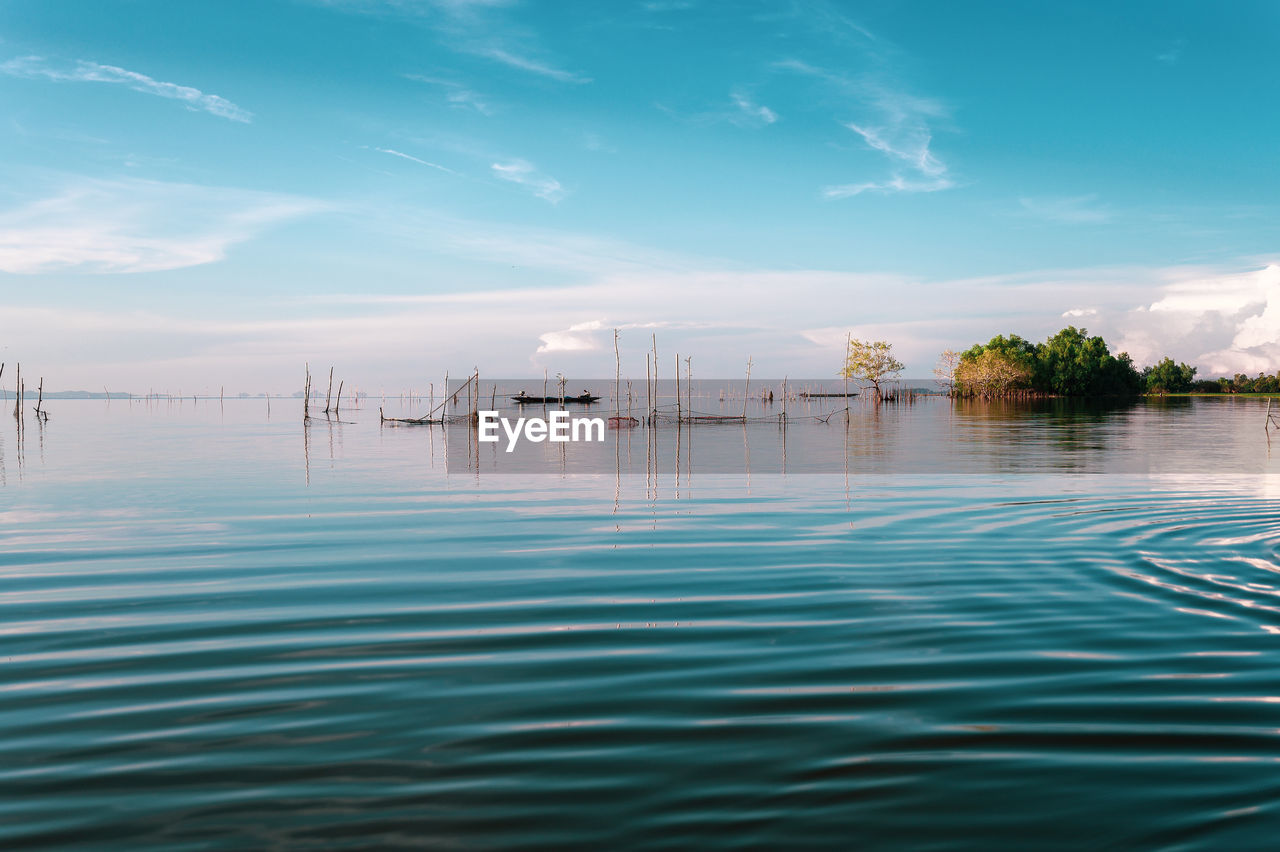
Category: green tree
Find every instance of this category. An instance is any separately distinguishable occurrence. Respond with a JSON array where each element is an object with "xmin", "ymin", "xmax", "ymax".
[
  {"xmin": 961, "ymin": 334, "xmax": 1039, "ymax": 384},
  {"xmin": 841, "ymin": 339, "xmax": 903, "ymax": 402},
  {"xmin": 955, "ymin": 326, "xmax": 1142, "ymax": 397},
  {"xmin": 1038, "ymin": 326, "xmax": 1141, "ymax": 396},
  {"xmin": 955, "ymin": 350, "xmax": 1032, "ymax": 396},
  {"xmin": 1142, "ymin": 357, "xmax": 1196, "ymax": 394}
]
